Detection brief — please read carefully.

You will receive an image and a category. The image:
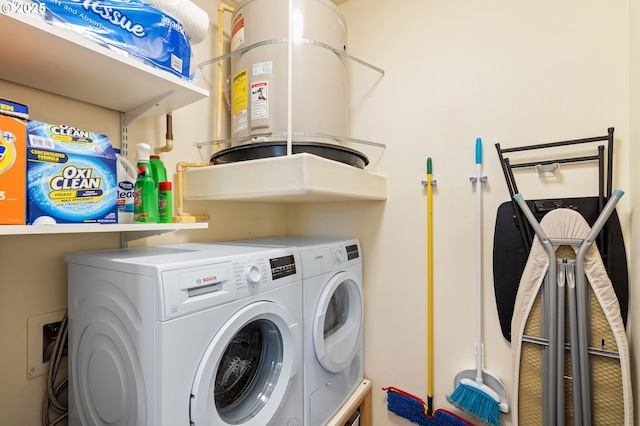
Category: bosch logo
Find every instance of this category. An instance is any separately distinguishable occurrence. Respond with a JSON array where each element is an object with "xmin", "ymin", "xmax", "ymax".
[
  {"xmin": 314, "ymin": 255, "xmax": 324, "ymax": 260},
  {"xmin": 202, "ymin": 276, "xmax": 217, "ymax": 283}
]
